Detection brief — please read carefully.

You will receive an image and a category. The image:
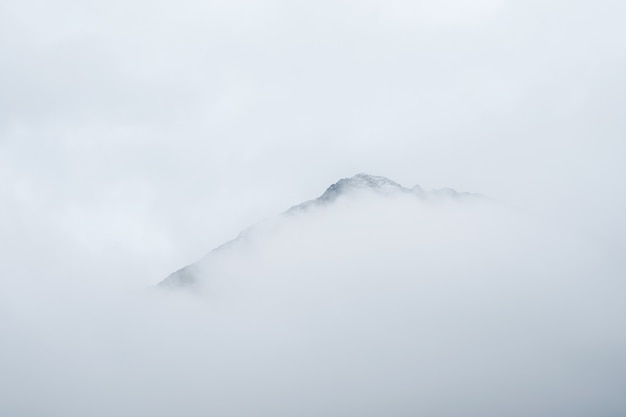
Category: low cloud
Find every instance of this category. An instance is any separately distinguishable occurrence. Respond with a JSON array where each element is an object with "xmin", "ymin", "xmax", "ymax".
[{"xmin": 2, "ymin": 188, "xmax": 624, "ymax": 416}]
